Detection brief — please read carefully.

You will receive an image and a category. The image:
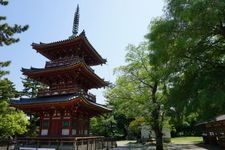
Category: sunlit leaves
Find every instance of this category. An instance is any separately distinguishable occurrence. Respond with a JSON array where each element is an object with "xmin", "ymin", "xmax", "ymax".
[
  {"xmin": 148, "ymin": 0, "xmax": 225, "ymax": 121},
  {"xmin": 0, "ymin": 102, "xmax": 29, "ymax": 139},
  {"xmin": 0, "ymin": 61, "xmax": 29, "ymax": 140}
]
